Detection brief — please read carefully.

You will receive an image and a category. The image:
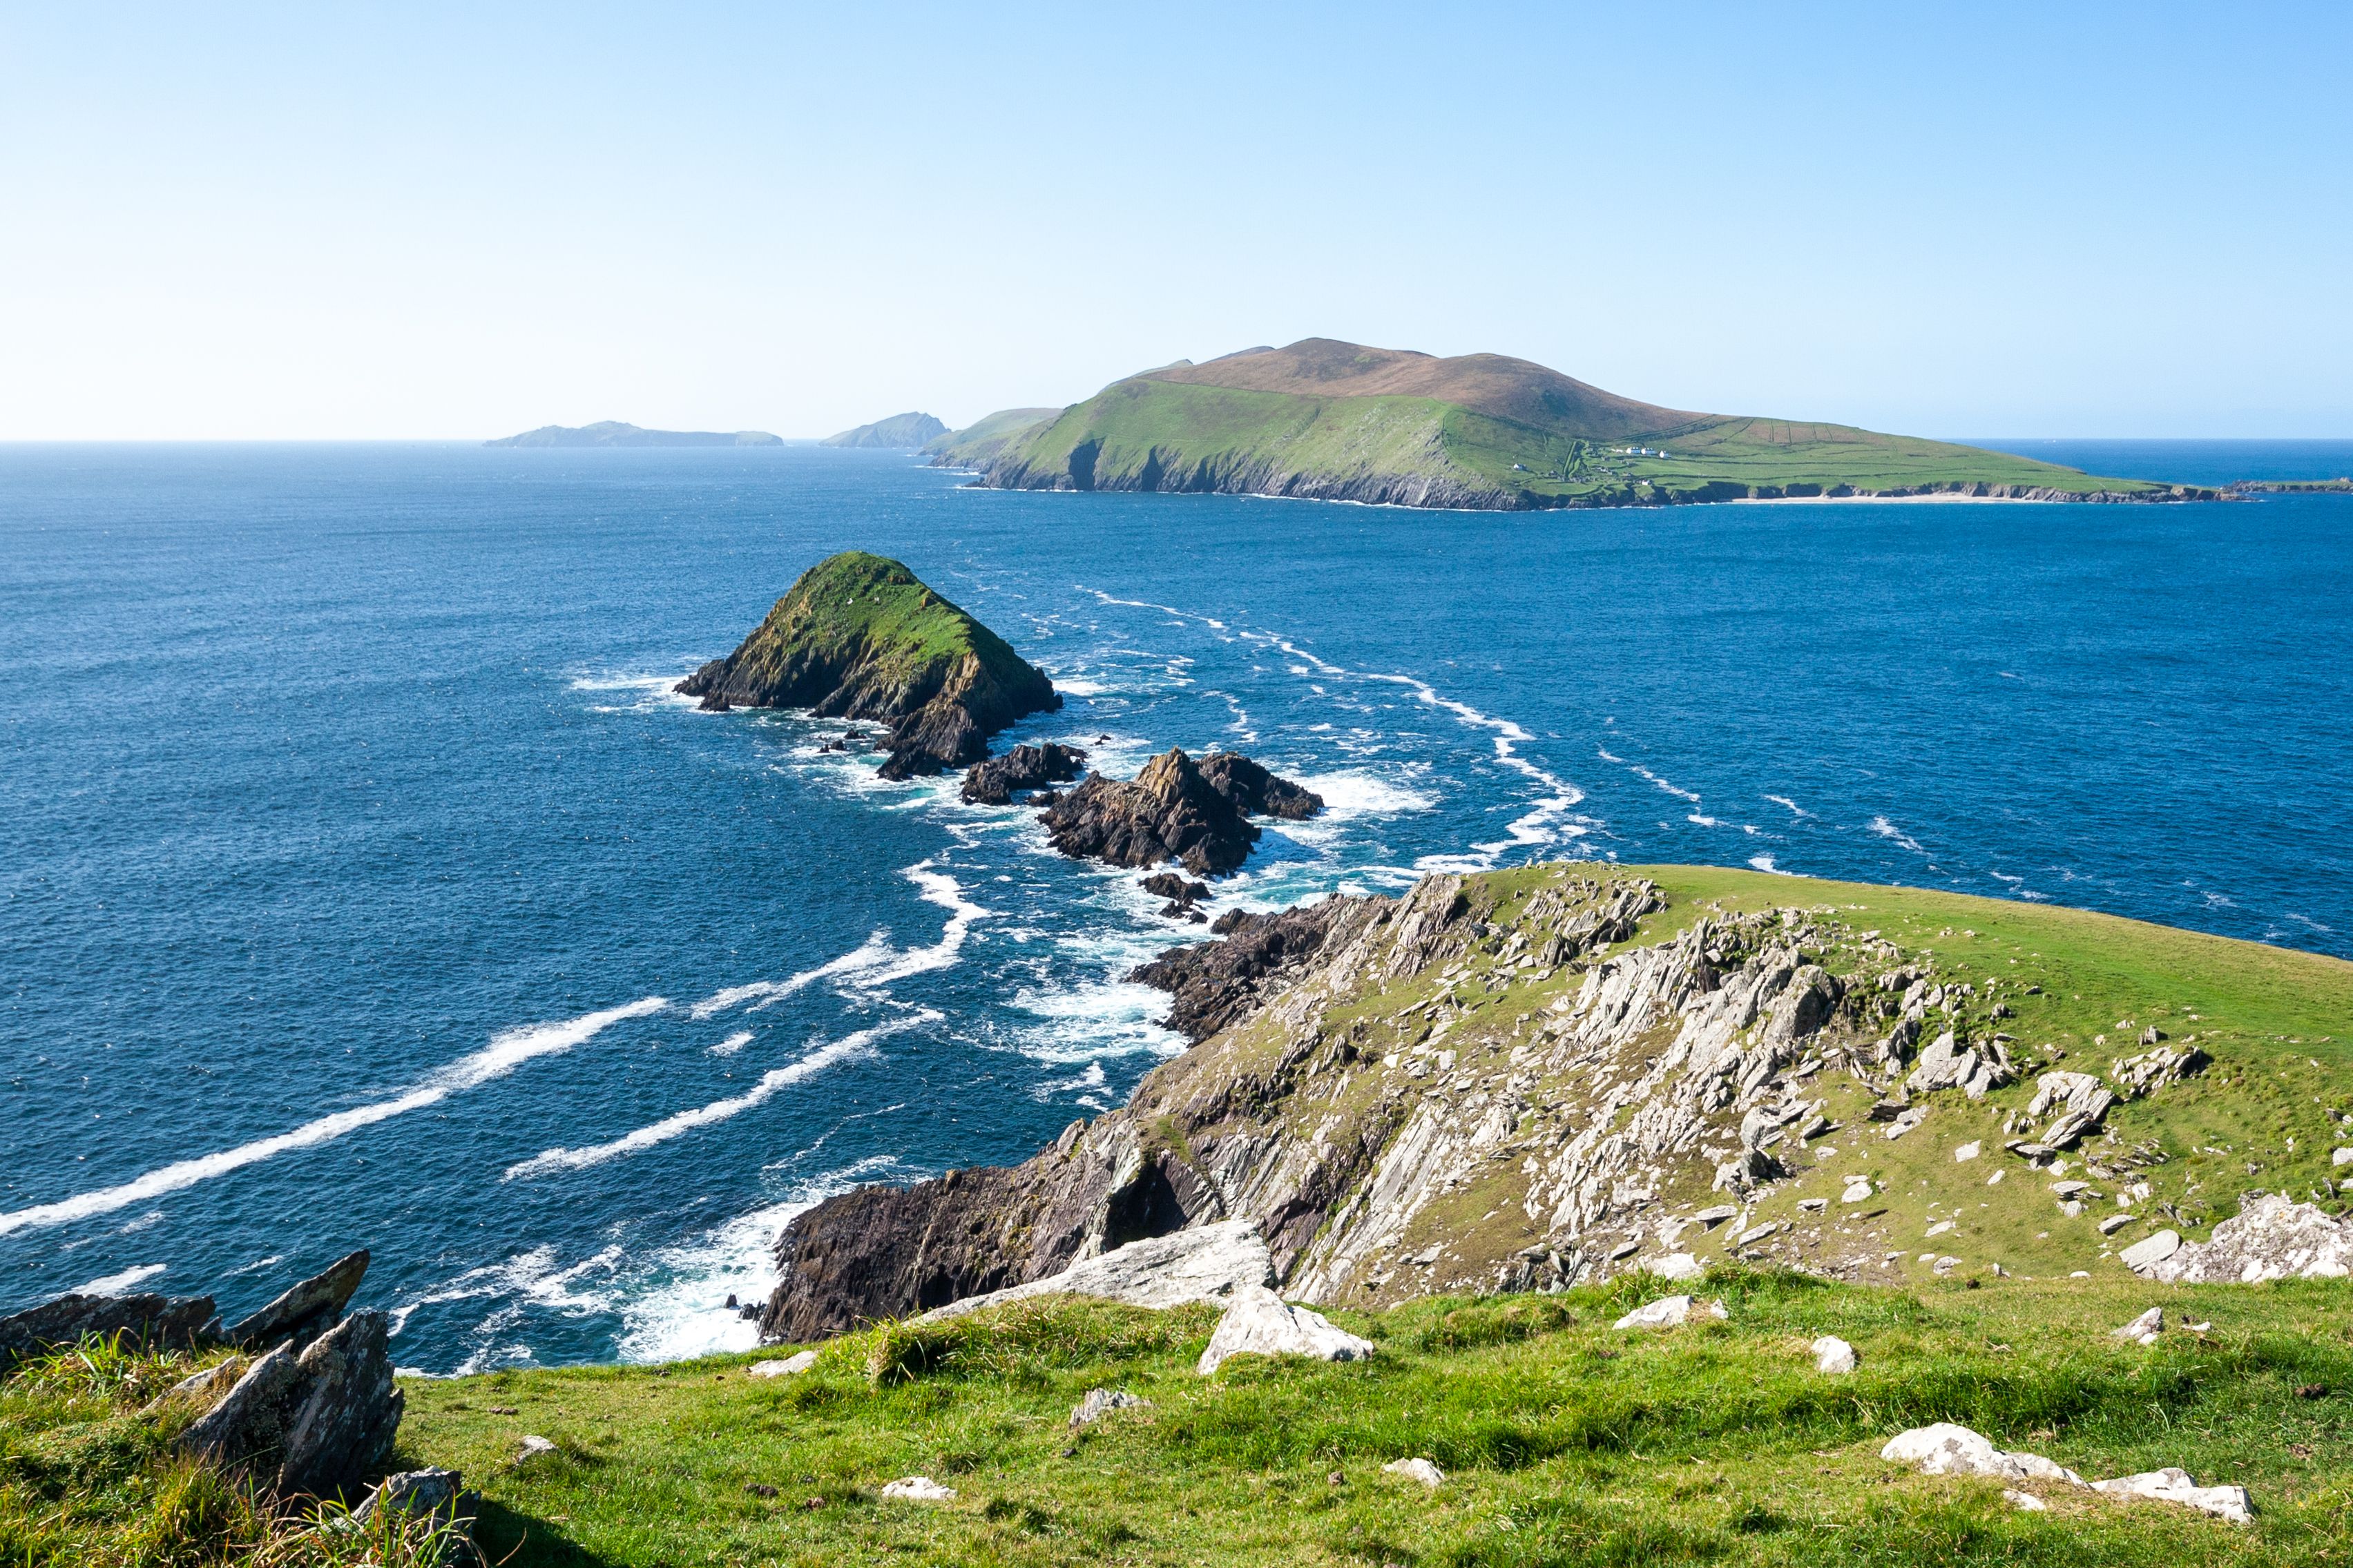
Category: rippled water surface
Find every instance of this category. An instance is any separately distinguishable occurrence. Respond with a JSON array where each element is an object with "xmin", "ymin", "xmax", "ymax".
[{"xmin": 4, "ymin": 440, "xmax": 2347, "ymax": 1369}]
